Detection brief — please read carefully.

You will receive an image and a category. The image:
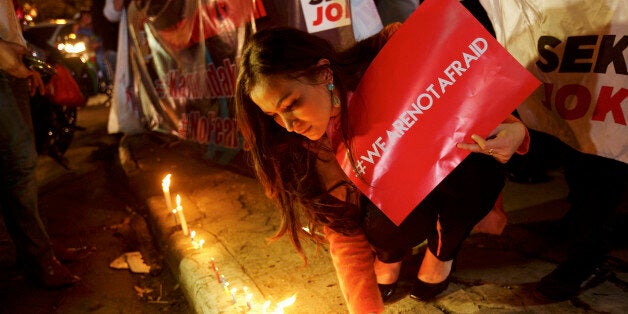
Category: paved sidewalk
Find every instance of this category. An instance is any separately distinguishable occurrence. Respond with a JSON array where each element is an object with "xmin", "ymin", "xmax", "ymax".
[{"xmin": 119, "ymin": 131, "xmax": 628, "ymax": 314}]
